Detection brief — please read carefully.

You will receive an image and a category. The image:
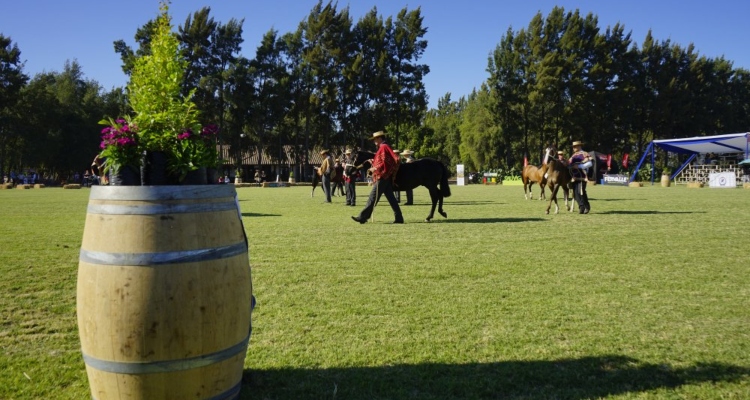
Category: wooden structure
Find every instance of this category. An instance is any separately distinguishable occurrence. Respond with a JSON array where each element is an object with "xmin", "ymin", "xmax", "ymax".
[
  {"xmin": 674, "ymin": 164, "xmax": 743, "ymax": 185},
  {"xmin": 77, "ymin": 185, "xmax": 252, "ymax": 399}
]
